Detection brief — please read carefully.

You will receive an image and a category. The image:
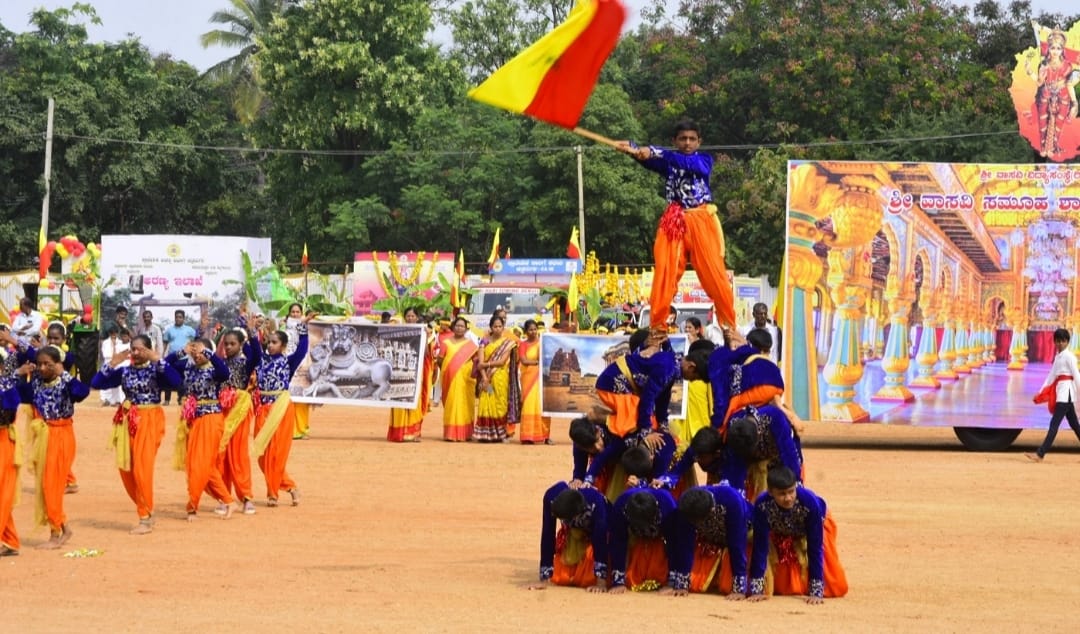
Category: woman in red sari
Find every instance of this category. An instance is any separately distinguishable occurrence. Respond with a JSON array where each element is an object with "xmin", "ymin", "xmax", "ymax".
[
  {"xmin": 438, "ymin": 317, "xmax": 478, "ymax": 442},
  {"xmin": 517, "ymin": 320, "xmax": 553, "ymax": 445}
]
